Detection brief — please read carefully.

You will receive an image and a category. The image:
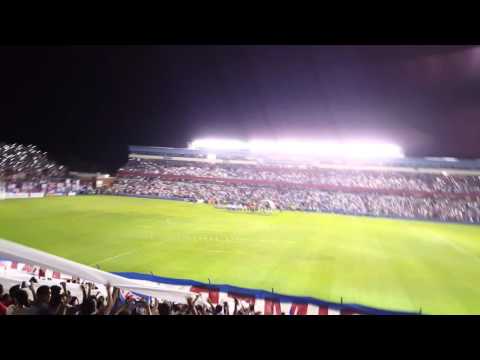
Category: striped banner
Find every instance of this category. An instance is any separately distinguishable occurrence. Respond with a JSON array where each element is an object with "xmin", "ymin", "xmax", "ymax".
[{"xmin": 0, "ymin": 259, "xmax": 416, "ymax": 315}]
